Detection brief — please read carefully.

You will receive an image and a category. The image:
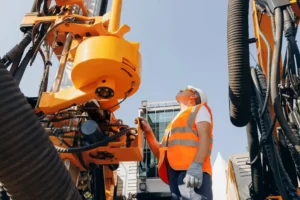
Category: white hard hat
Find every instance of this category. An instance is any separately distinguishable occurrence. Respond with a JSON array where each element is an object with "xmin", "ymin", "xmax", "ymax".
[{"xmin": 185, "ymin": 85, "xmax": 208, "ymax": 104}]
